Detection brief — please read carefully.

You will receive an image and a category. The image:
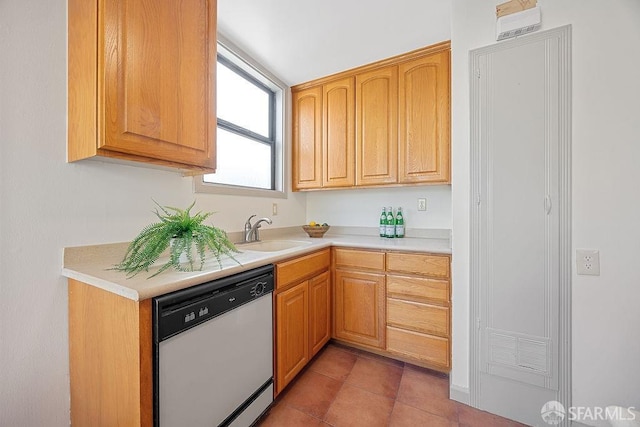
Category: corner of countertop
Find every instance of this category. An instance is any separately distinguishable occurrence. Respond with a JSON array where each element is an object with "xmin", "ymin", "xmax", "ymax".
[{"xmin": 63, "ymin": 241, "xmax": 130, "ymax": 268}]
